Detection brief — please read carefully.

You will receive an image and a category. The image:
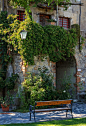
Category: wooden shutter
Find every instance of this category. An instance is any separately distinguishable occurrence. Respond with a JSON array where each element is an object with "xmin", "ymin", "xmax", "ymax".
[
  {"xmin": 59, "ymin": 17, "xmax": 70, "ymax": 29},
  {"xmin": 39, "ymin": 14, "xmax": 51, "ymax": 26}
]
